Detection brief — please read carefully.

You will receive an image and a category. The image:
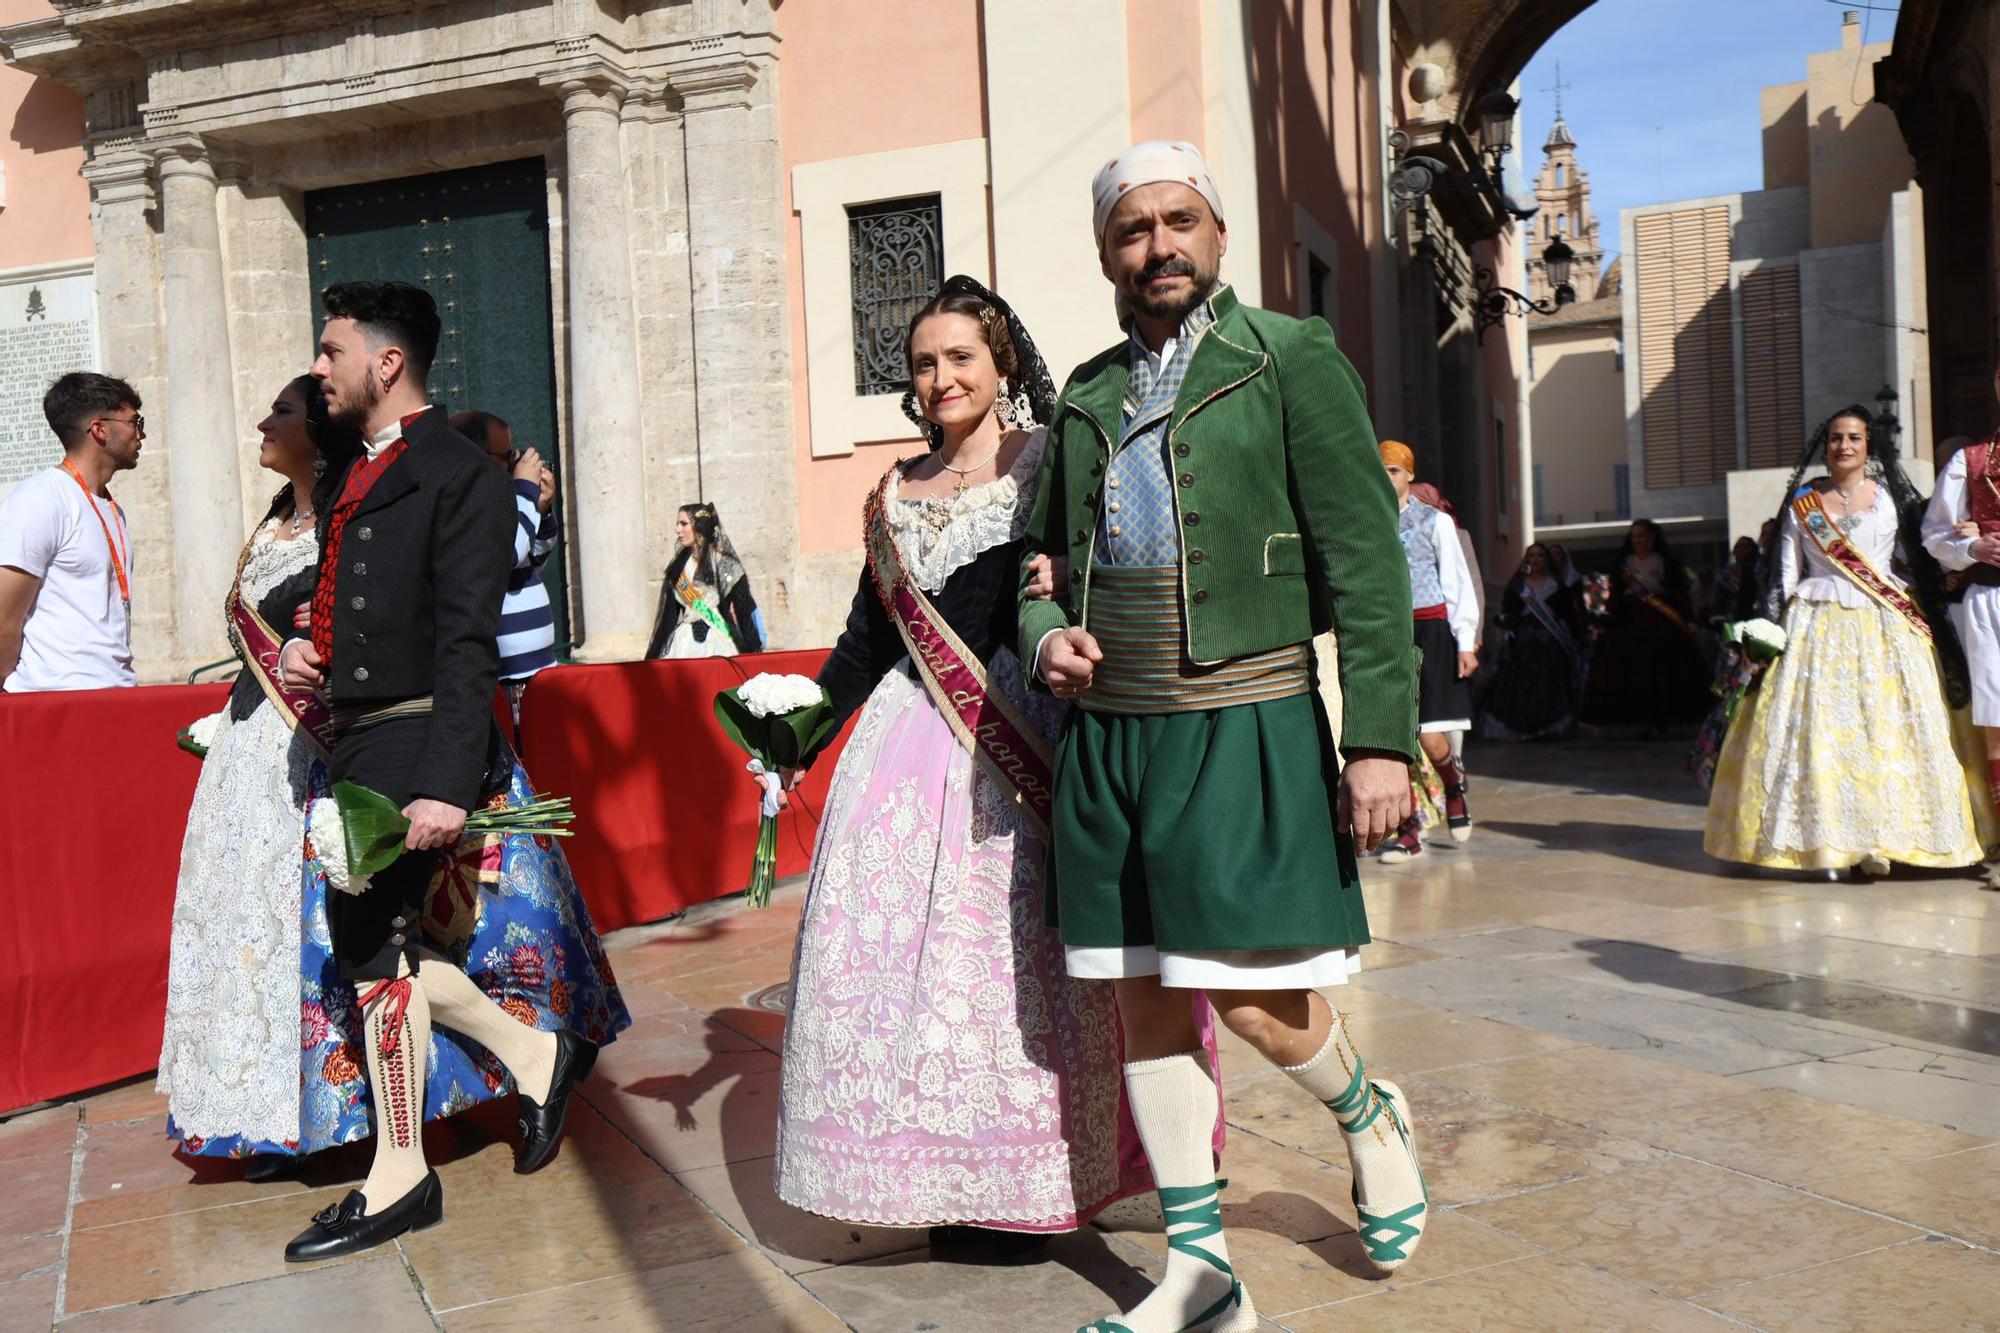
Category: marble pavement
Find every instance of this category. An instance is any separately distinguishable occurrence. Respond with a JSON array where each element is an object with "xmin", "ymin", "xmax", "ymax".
[{"xmin": 5, "ymin": 741, "xmax": 1999, "ymax": 1329}]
